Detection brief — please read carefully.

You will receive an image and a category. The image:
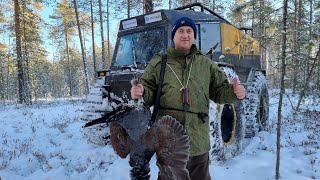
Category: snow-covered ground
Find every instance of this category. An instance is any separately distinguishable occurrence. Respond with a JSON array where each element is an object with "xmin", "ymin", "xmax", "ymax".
[{"xmin": 0, "ymin": 91, "xmax": 319, "ymax": 180}]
